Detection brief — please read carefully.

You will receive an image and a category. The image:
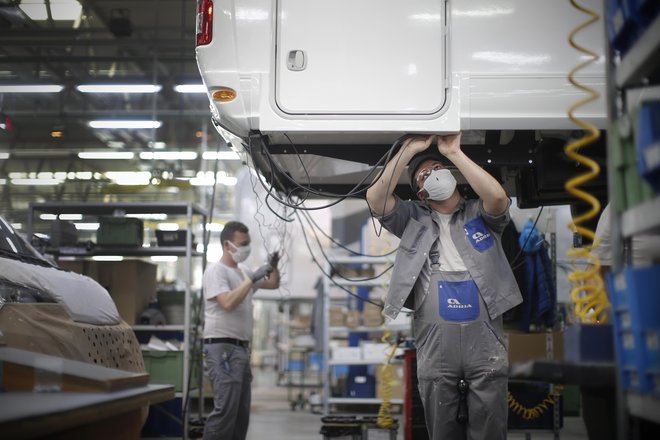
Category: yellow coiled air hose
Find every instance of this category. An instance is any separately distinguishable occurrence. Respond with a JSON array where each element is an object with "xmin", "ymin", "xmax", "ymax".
[
  {"xmin": 506, "ymin": 0, "xmax": 607, "ymax": 419},
  {"xmin": 376, "ymin": 330, "xmax": 398, "ymax": 429},
  {"xmin": 565, "ymin": 0, "xmax": 610, "ymax": 324},
  {"xmin": 507, "ymin": 384, "xmax": 565, "ymax": 420},
  {"xmin": 377, "ymin": 239, "xmax": 398, "ymax": 430}
]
